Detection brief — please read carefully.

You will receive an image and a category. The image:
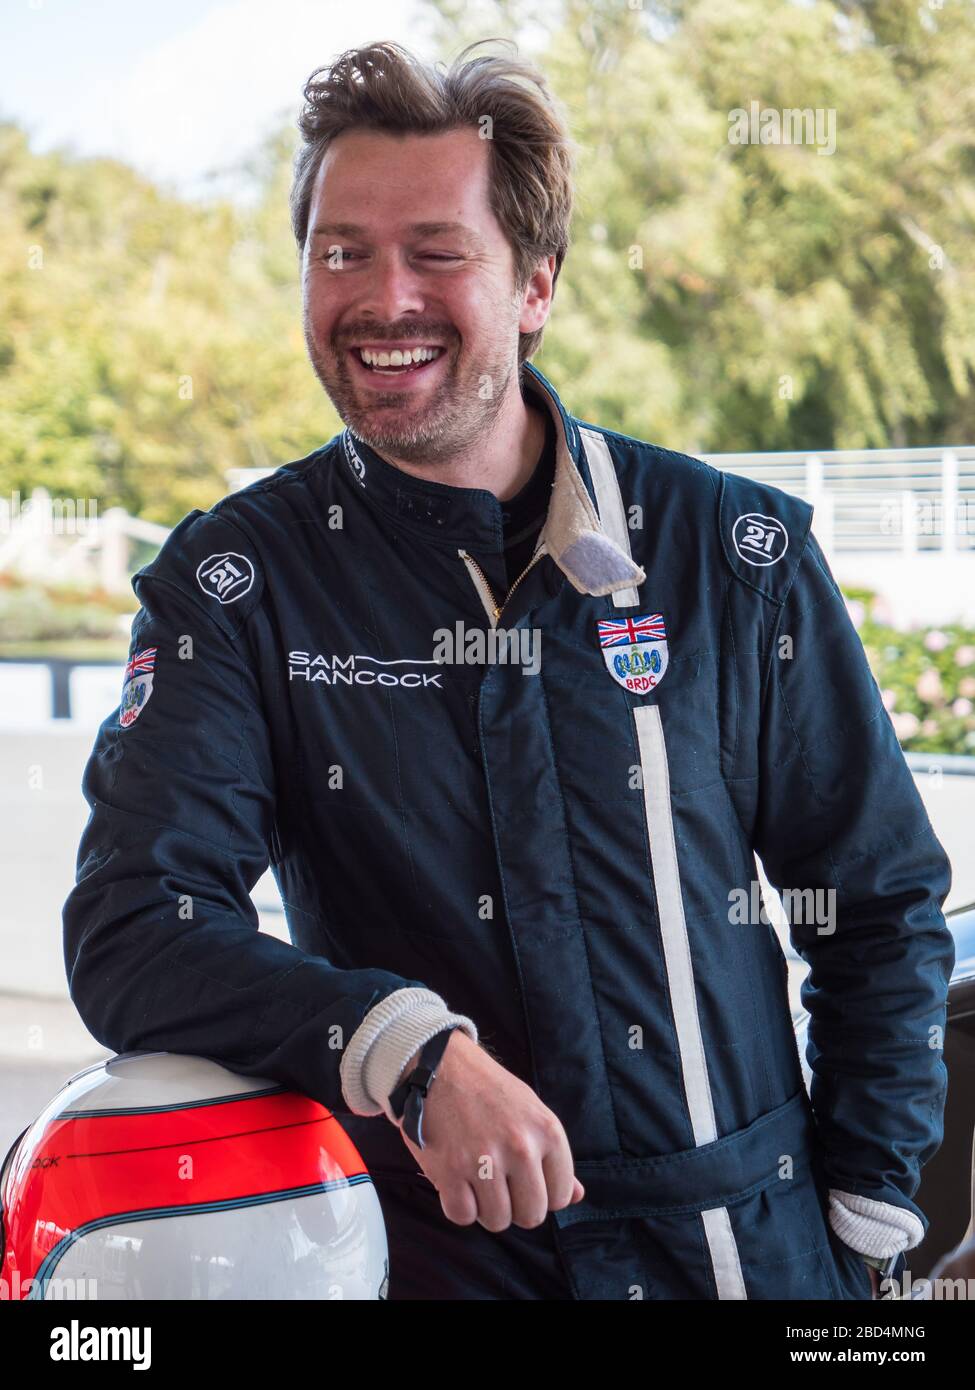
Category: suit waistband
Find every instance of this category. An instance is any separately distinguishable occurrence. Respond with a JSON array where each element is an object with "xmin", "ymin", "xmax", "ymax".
[{"xmin": 553, "ymin": 1089, "xmax": 817, "ymax": 1228}]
